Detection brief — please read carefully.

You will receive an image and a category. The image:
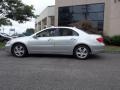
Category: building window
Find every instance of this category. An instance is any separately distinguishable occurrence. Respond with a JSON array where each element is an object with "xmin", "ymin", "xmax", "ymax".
[
  {"xmin": 58, "ymin": 3, "xmax": 104, "ymax": 32},
  {"xmin": 50, "ymin": 16, "xmax": 55, "ymax": 26}
]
